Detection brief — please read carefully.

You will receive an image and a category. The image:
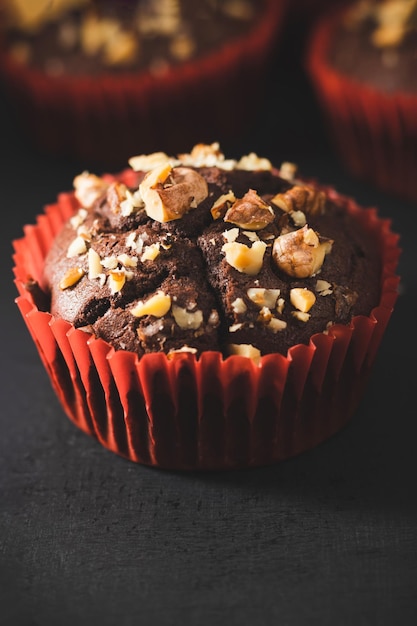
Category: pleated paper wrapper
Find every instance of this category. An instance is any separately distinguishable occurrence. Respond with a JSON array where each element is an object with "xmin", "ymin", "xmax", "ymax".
[{"xmin": 13, "ymin": 186, "xmax": 400, "ymax": 470}]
